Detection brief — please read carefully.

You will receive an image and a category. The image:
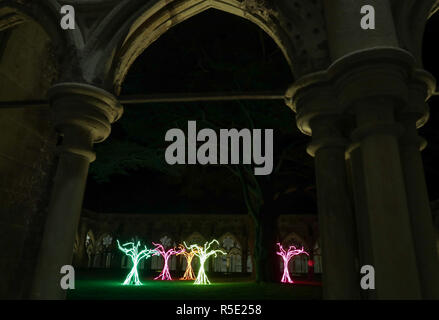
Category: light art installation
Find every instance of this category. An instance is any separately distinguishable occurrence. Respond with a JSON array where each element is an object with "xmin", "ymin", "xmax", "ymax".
[
  {"xmin": 184, "ymin": 239, "xmax": 226, "ymax": 285},
  {"xmin": 276, "ymin": 242, "xmax": 309, "ymax": 284},
  {"xmin": 153, "ymin": 242, "xmax": 184, "ymax": 280},
  {"xmin": 177, "ymin": 244, "xmax": 198, "ymax": 280},
  {"xmin": 117, "ymin": 240, "xmax": 157, "ymax": 285}
]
